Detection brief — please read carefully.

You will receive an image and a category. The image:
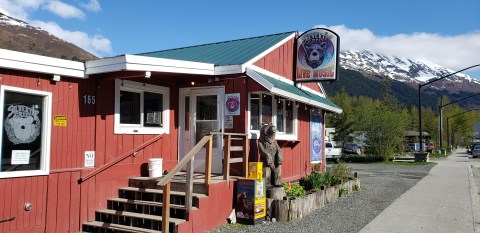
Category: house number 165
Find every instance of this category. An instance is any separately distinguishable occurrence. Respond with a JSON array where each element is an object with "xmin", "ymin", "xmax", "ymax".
[{"xmin": 83, "ymin": 95, "xmax": 96, "ymax": 104}]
